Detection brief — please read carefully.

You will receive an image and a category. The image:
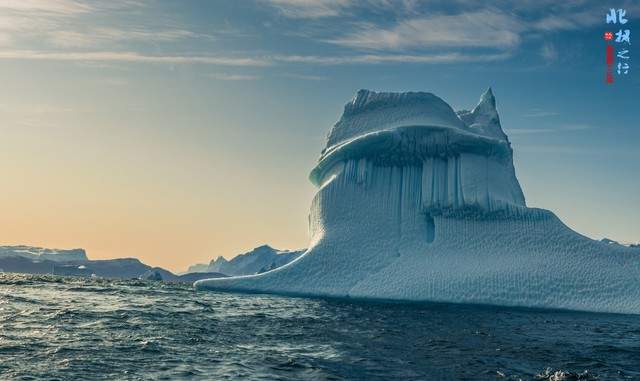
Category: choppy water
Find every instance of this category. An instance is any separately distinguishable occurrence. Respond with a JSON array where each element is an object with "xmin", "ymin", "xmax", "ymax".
[{"xmin": 1, "ymin": 274, "xmax": 639, "ymax": 380}]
